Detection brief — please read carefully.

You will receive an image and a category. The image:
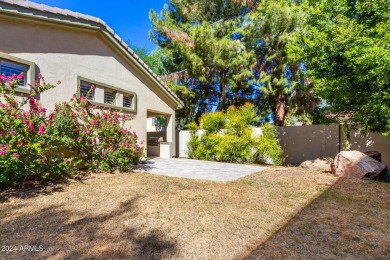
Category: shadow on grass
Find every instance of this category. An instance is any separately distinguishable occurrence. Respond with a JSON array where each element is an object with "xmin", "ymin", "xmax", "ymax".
[
  {"xmin": 0, "ymin": 181, "xmax": 68, "ymax": 203},
  {"xmin": 0, "ymin": 196, "xmax": 177, "ymax": 259},
  {"xmin": 242, "ymin": 178, "xmax": 390, "ymax": 259}
]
